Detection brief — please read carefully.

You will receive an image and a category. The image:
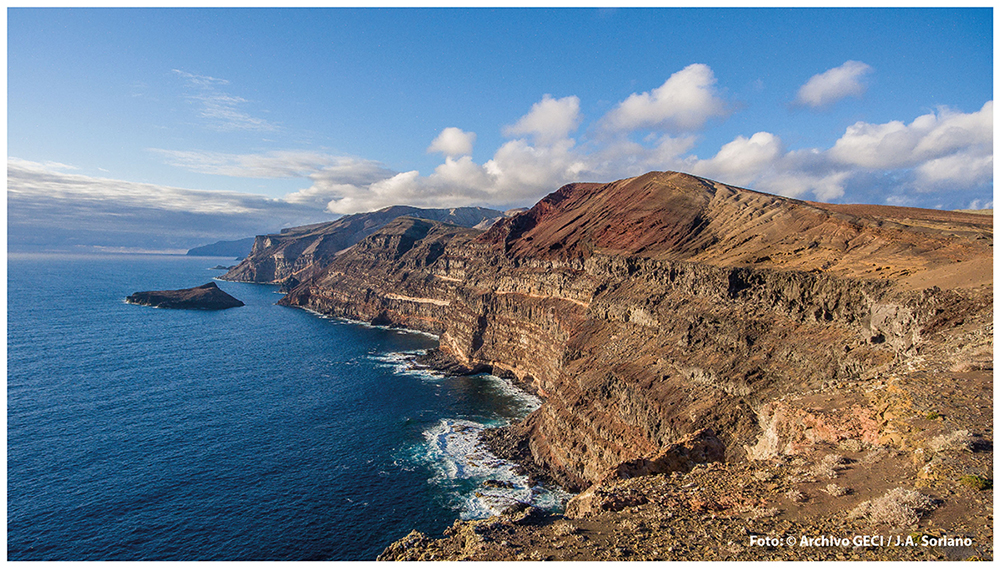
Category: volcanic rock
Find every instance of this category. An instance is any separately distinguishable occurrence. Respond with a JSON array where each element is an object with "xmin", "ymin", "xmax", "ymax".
[
  {"xmin": 220, "ymin": 205, "xmax": 504, "ymax": 284},
  {"xmin": 126, "ymin": 282, "xmax": 244, "ymax": 310},
  {"xmin": 250, "ymin": 170, "xmax": 991, "ymax": 559}
]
